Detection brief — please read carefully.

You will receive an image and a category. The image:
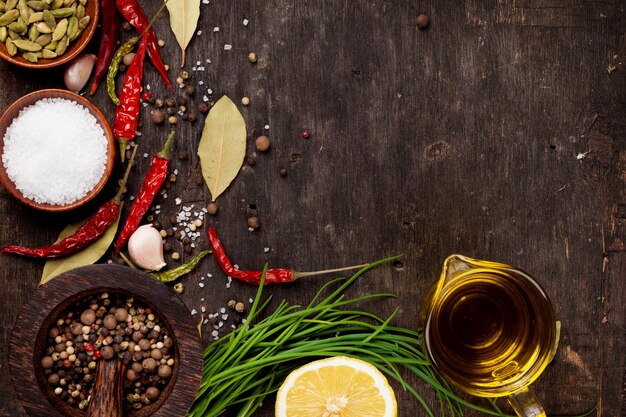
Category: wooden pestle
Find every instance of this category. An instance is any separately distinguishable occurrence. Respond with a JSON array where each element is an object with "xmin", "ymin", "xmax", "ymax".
[{"xmin": 86, "ymin": 358, "xmax": 125, "ymax": 417}]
